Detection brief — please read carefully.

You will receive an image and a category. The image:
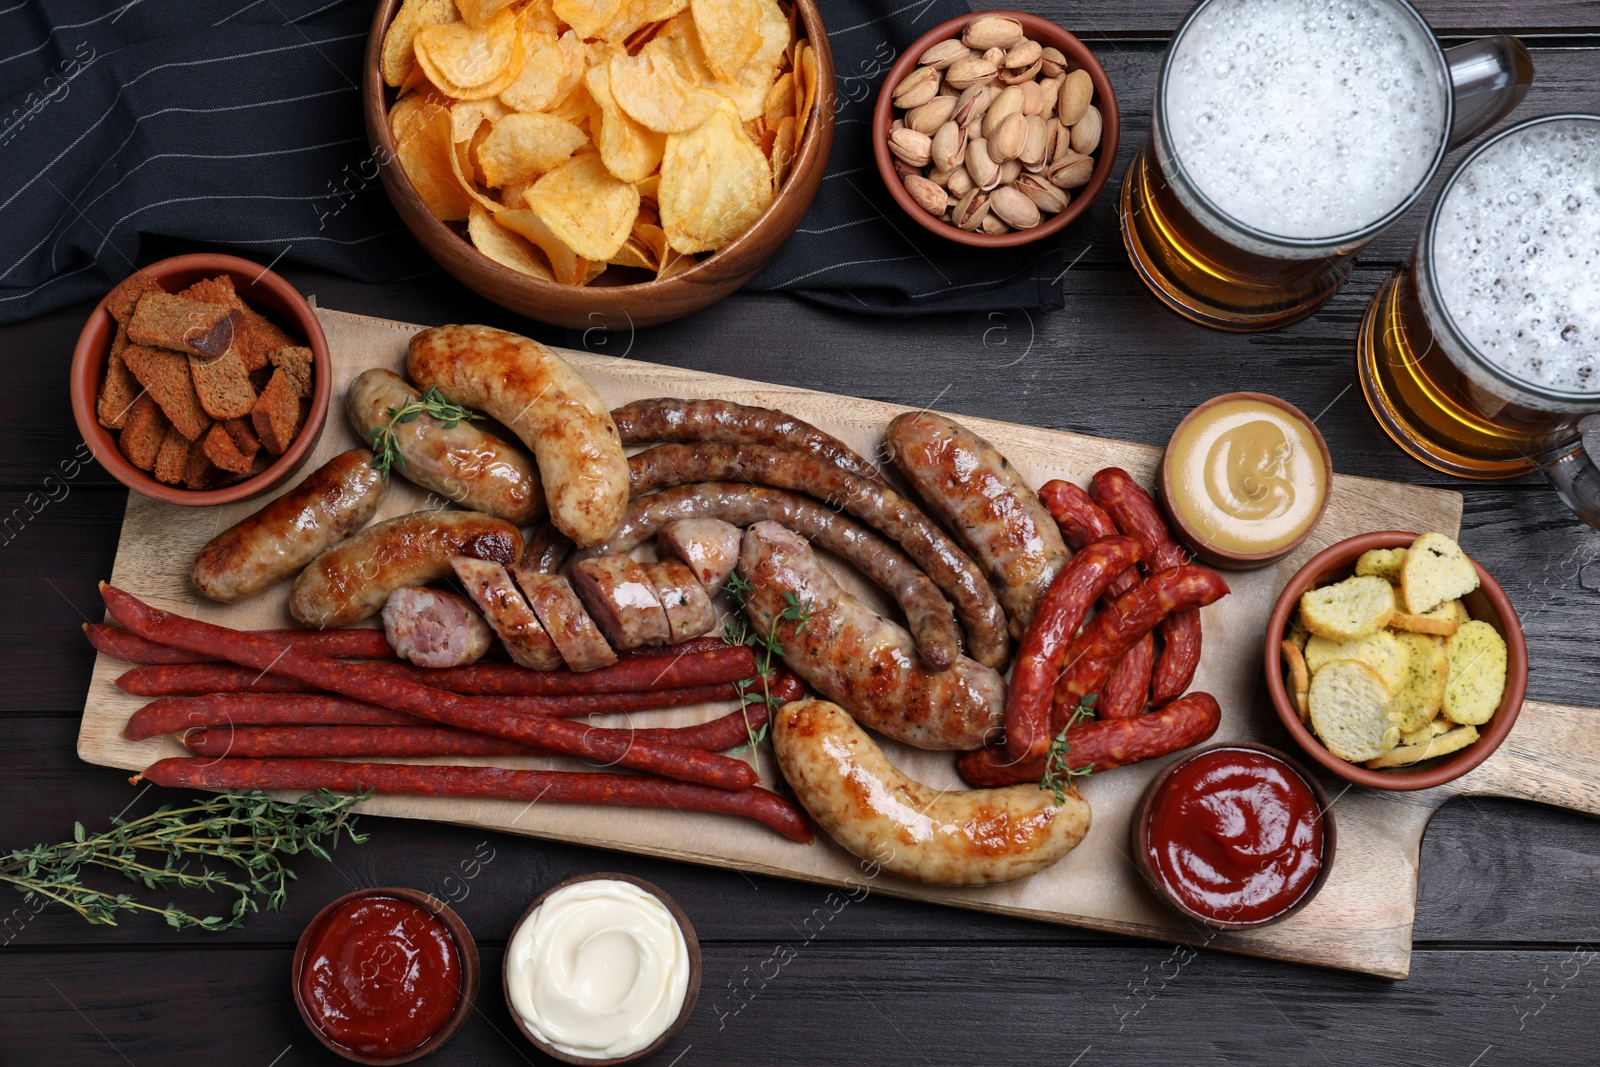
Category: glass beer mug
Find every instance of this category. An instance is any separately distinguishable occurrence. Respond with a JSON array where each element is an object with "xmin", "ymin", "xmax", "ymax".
[
  {"xmin": 1359, "ymin": 114, "xmax": 1600, "ymax": 528},
  {"xmin": 1121, "ymin": 0, "xmax": 1534, "ymax": 332}
]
